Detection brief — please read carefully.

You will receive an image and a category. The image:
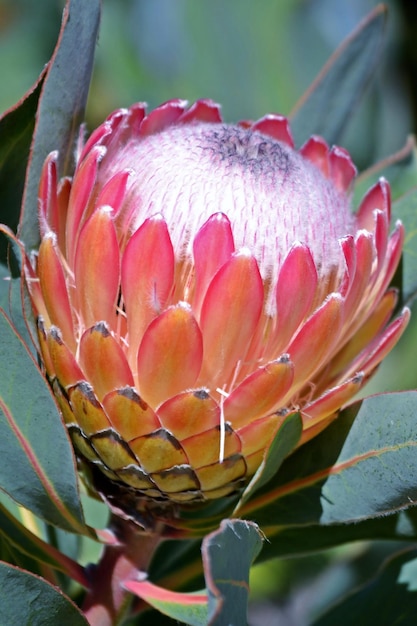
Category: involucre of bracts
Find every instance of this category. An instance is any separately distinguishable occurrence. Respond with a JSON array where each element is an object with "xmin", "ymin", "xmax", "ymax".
[{"xmin": 25, "ymin": 99, "xmax": 409, "ymax": 509}]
